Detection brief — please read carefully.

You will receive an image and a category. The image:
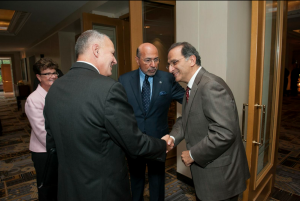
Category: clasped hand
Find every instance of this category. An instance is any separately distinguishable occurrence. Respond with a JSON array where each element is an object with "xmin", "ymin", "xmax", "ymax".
[
  {"xmin": 161, "ymin": 134, "xmax": 174, "ymax": 153},
  {"xmin": 161, "ymin": 135, "xmax": 194, "ymax": 166}
]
